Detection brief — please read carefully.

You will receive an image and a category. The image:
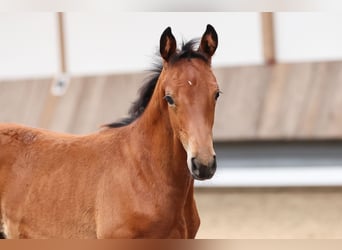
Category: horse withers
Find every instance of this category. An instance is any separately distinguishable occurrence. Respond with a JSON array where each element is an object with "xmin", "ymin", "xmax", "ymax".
[{"xmin": 0, "ymin": 24, "xmax": 220, "ymax": 238}]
